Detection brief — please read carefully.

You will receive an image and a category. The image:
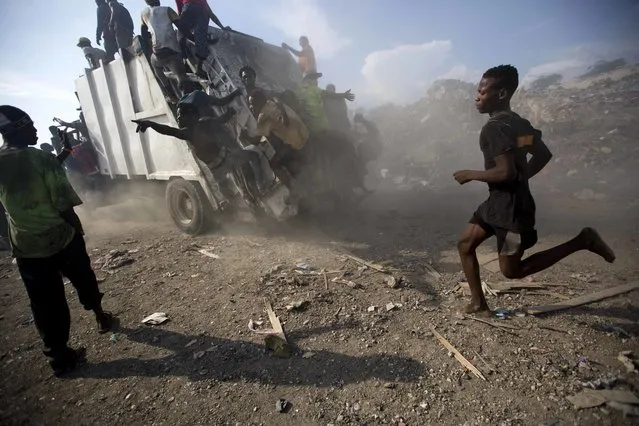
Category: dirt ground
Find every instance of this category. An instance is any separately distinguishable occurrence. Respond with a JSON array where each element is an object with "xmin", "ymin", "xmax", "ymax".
[{"xmin": 1, "ymin": 186, "xmax": 638, "ymax": 426}]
